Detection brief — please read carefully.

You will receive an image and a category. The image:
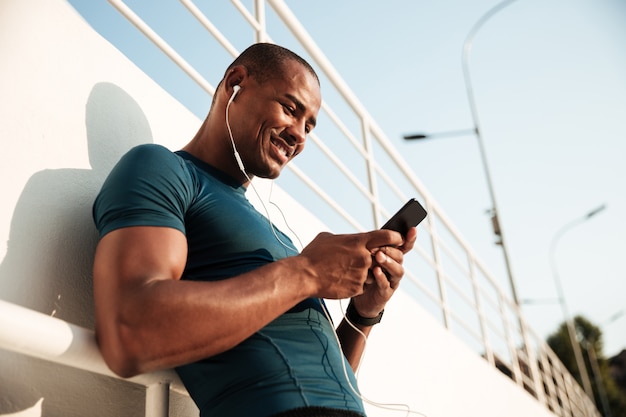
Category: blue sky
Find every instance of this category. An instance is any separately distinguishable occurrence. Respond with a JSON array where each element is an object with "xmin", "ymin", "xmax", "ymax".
[{"xmin": 68, "ymin": 0, "xmax": 626, "ymax": 356}]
